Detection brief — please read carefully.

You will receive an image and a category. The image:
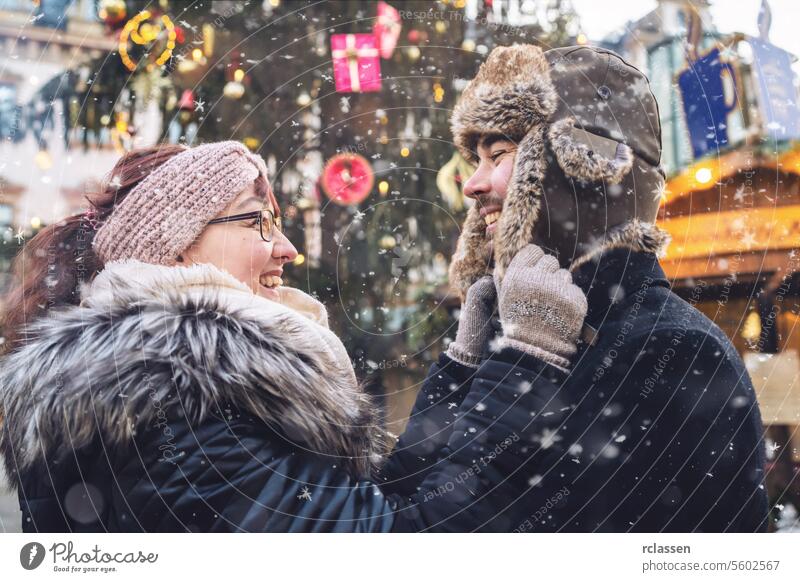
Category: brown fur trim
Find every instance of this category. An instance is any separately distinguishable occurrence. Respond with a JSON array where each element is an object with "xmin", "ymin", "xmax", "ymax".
[
  {"xmin": 448, "ymin": 204, "xmax": 489, "ymax": 301},
  {"xmin": 568, "ymin": 219, "xmax": 672, "ymax": 272},
  {"xmin": 451, "ymin": 45, "xmax": 557, "ymax": 163},
  {"xmin": 547, "ymin": 118, "xmax": 634, "ymax": 184}
]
